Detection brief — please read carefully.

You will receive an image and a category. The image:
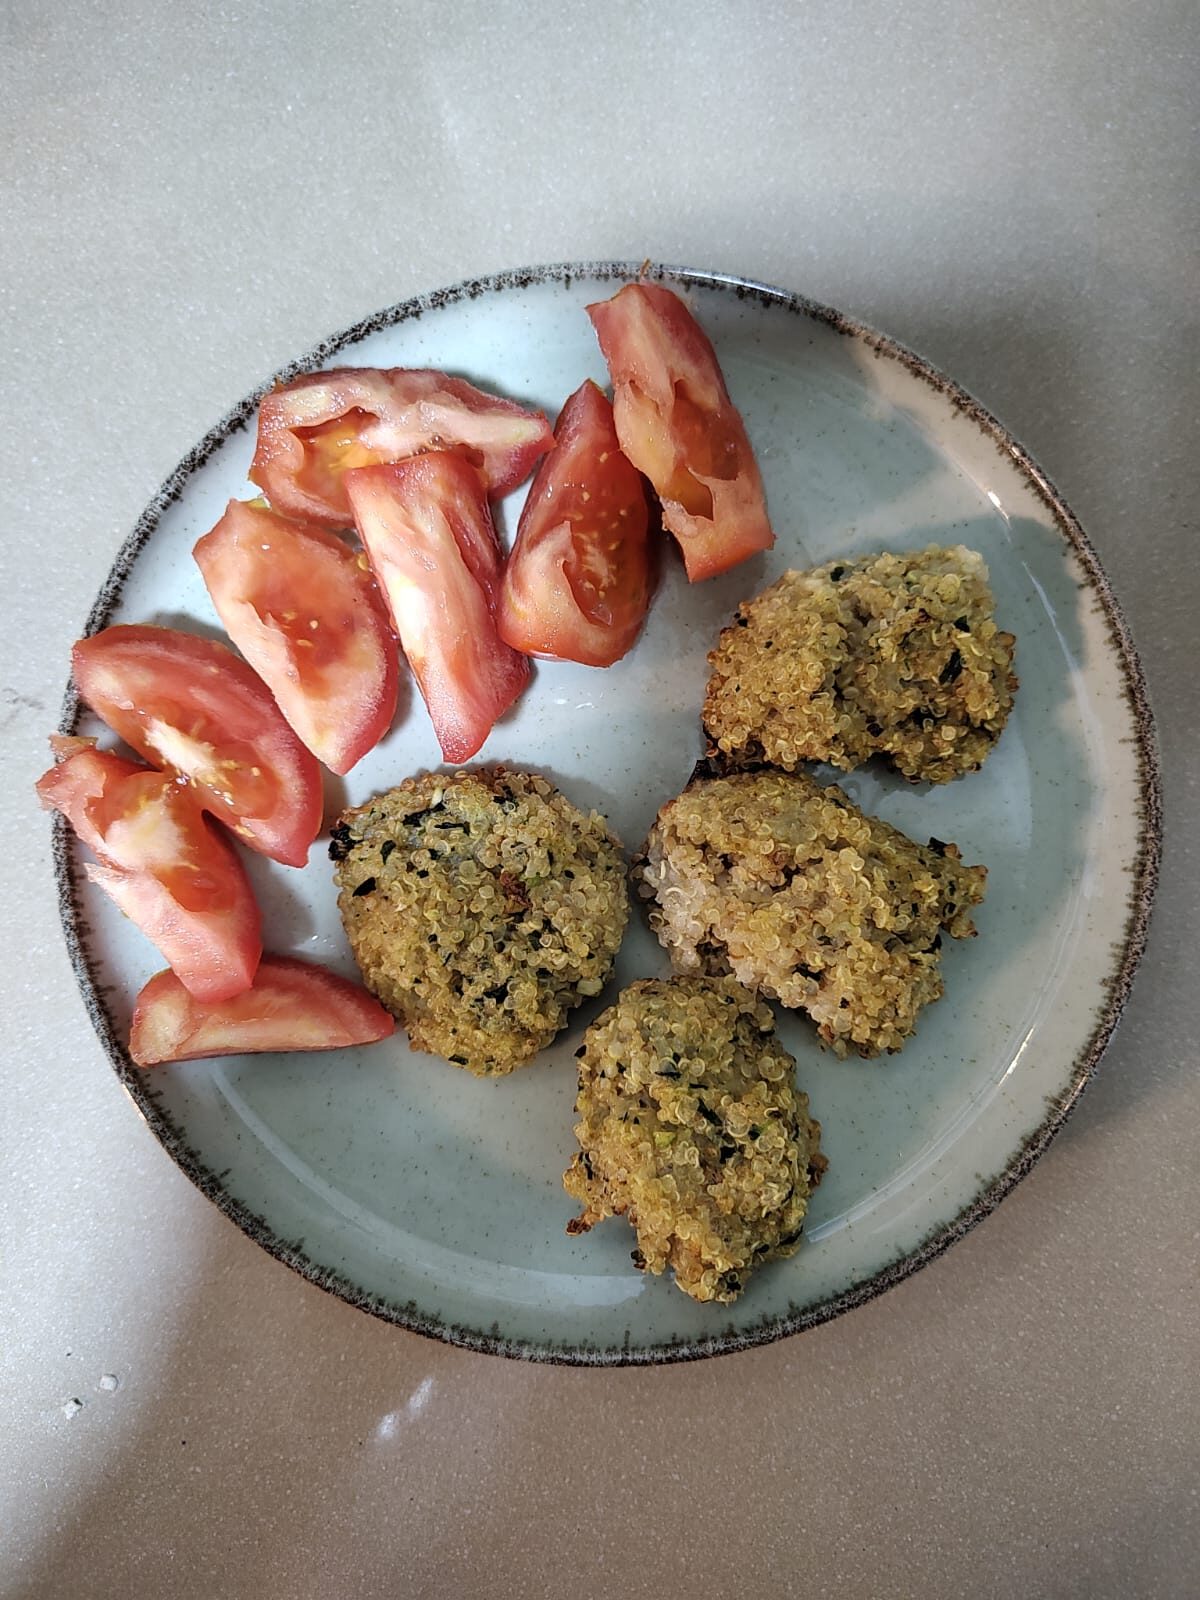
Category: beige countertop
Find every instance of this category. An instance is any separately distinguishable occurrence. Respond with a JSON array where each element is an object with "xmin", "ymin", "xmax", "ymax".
[{"xmin": 3, "ymin": 4, "xmax": 1196, "ymax": 1595}]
